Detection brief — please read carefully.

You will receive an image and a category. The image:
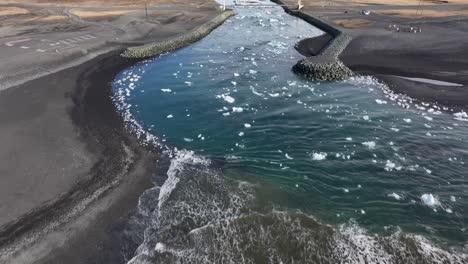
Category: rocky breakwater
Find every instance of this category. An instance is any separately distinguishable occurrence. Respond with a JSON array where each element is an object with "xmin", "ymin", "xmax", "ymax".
[
  {"xmin": 122, "ymin": 10, "xmax": 236, "ymax": 59},
  {"xmin": 273, "ymin": 1, "xmax": 353, "ymax": 81}
]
